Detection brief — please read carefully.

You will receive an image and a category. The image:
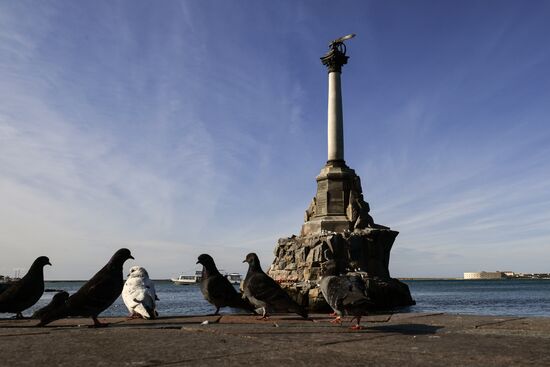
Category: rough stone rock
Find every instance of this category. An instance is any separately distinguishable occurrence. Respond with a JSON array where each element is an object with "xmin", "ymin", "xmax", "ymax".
[
  {"xmin": 284, "ymin": 263, "xmax": 294, "ymax": 270},
  {"xmin": 268, "ymin": 229, "xmax": 415, "ymax": 311}
]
